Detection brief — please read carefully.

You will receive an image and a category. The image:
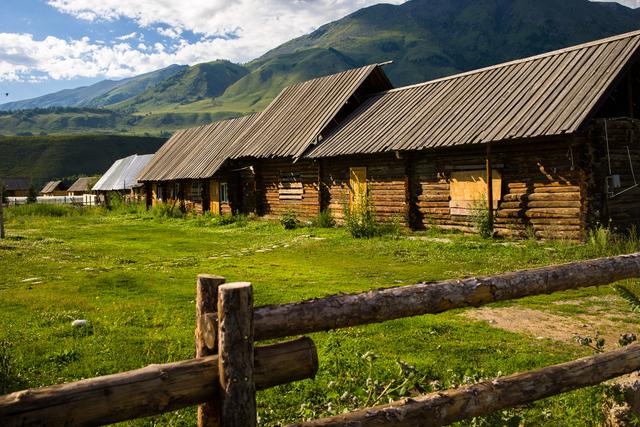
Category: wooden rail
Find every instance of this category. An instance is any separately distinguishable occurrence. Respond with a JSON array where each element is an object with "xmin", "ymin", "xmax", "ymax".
[
  {"xmin": 0, "ymin": 338, "xmax": 318, "ymax": 426},
  {"xmin": 290, "ymin": 342, "xmax": 640, "ymax": 427},
  {"xmin": 252, "ymin": 253, "xmax": 640, "ymax": 340}
]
